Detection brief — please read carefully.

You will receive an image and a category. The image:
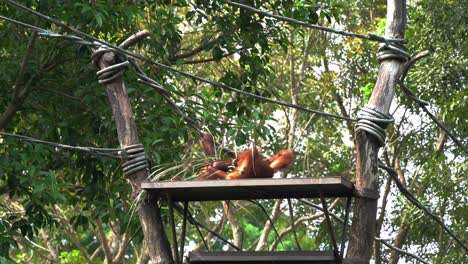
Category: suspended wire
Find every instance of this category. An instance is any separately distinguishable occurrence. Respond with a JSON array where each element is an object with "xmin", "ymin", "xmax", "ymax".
[
  {"xmin": 375, "ymin": 237, "xmax": 430, "ymax": 264},
  {"xmin": 0, "ymin": 132, "xmax": 122, "ymax": 158},
  {"xmin": 221, "ymin": 0, "xmax": 406, "ymax": 44},
  {"xmin": 399, "ymin": 81, "xmax": 467, "ymax": 154},
  {"xmin": 378, "ymin": 161, "xmax": 468, "ymax": 253},
  {"xmin": 299, "ymin": 199, "xmax": 431, "ymax": 264},
  {"xmin": 0, "ymin": 14, "xmax": 47, "ymax": 33},
  {"xmin": 0, "ymin": 0, "xmax": 355, "ymax": 123},
  {"xmin": 0, "ymin": 15, "xmax": 97, "ymax": 47}
]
